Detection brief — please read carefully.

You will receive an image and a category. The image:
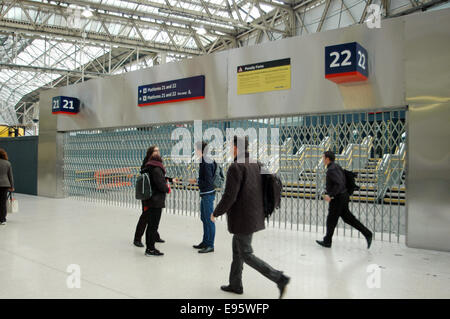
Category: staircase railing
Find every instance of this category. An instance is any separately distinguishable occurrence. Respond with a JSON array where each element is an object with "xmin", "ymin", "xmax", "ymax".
[
  {"xmin": 295, "ymin": 136, "xmax": 332, "ymax": 175},
  {"xmin": 335, "ymin": 136, "xmax": 373, "ymax": 171},
  {"xmin": 376, "ymin": 142, "xmax": 406, "ymax": 201},
  {"xmin": 315, "ymin": 136, "xmax": 373, "ymax": 195}
]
